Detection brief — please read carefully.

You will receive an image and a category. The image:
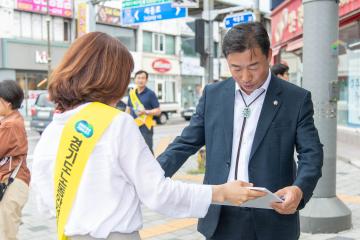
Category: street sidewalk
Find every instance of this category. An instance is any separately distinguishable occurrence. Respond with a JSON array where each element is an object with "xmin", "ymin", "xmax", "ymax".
[{"xmin": 18, "ymin": 158, "xmax": 360, "ymax": 240}]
